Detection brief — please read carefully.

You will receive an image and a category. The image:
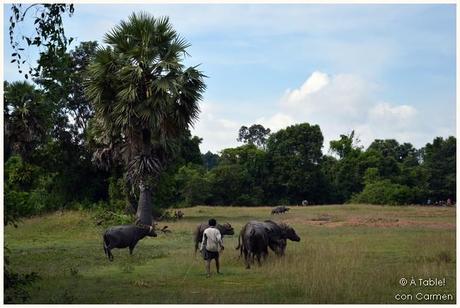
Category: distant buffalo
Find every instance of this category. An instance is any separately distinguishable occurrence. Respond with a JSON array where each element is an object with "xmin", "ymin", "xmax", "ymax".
[
  {"xmin": 271, "ymin": 206, "xmax": 290, "ymax": 215},
  {"xmin": 236, "ymin": 220, "xmax": 300, "ymax": 269},
  {"xmin": 174, "ymin": 210, "xmax": 184, "ymax": 220},
  {"xmin": 103, "ymin": 224, "xmax": 157, "ymax": 261},
  {"xmin": 194, "ymin": 222, "xmax": 234, "ymax": 253}
]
